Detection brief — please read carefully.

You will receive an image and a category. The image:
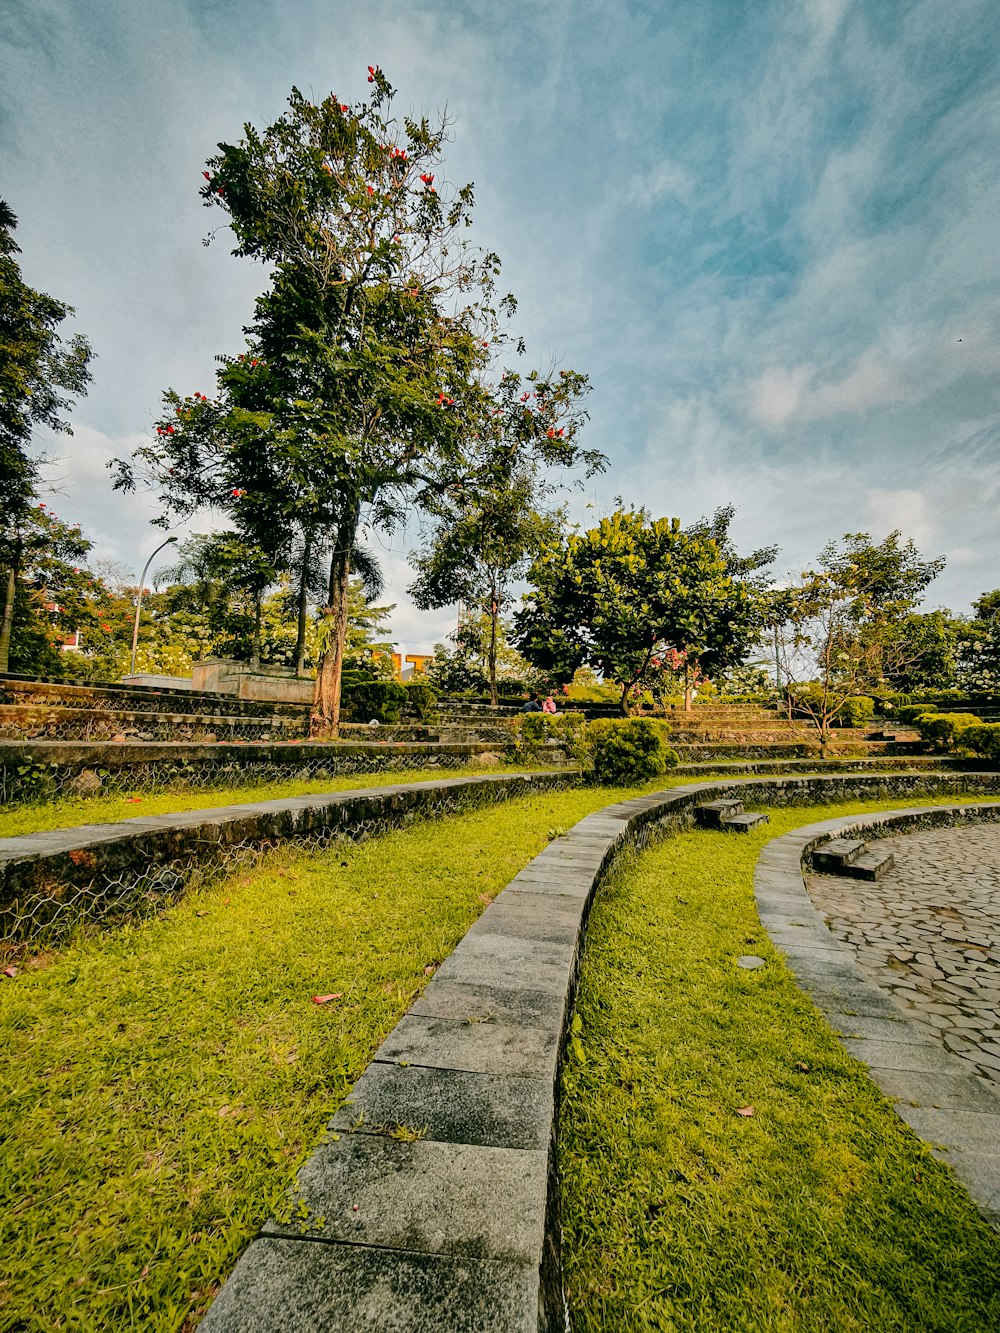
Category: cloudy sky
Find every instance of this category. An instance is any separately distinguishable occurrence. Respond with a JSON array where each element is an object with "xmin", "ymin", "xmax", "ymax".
[{"xmin": 3, "ymin": 0, "xmax": 999, "ymax": 653}]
